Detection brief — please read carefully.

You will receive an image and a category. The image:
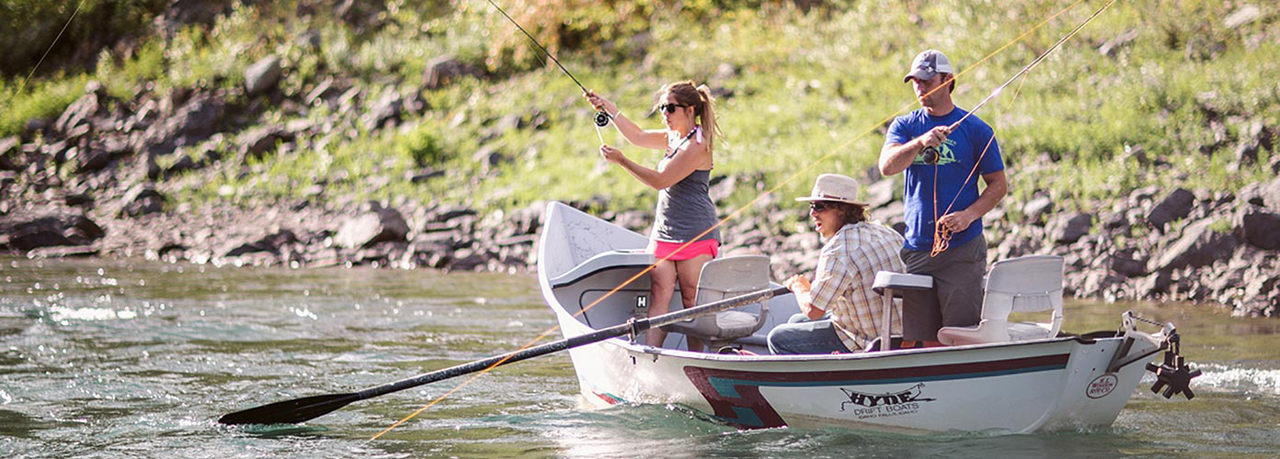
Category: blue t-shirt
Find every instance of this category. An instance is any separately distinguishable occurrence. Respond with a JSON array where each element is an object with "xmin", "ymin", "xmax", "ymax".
[{"xmin": 884, "ymin": 107, "xmax": 1004, "ymax": 251}]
